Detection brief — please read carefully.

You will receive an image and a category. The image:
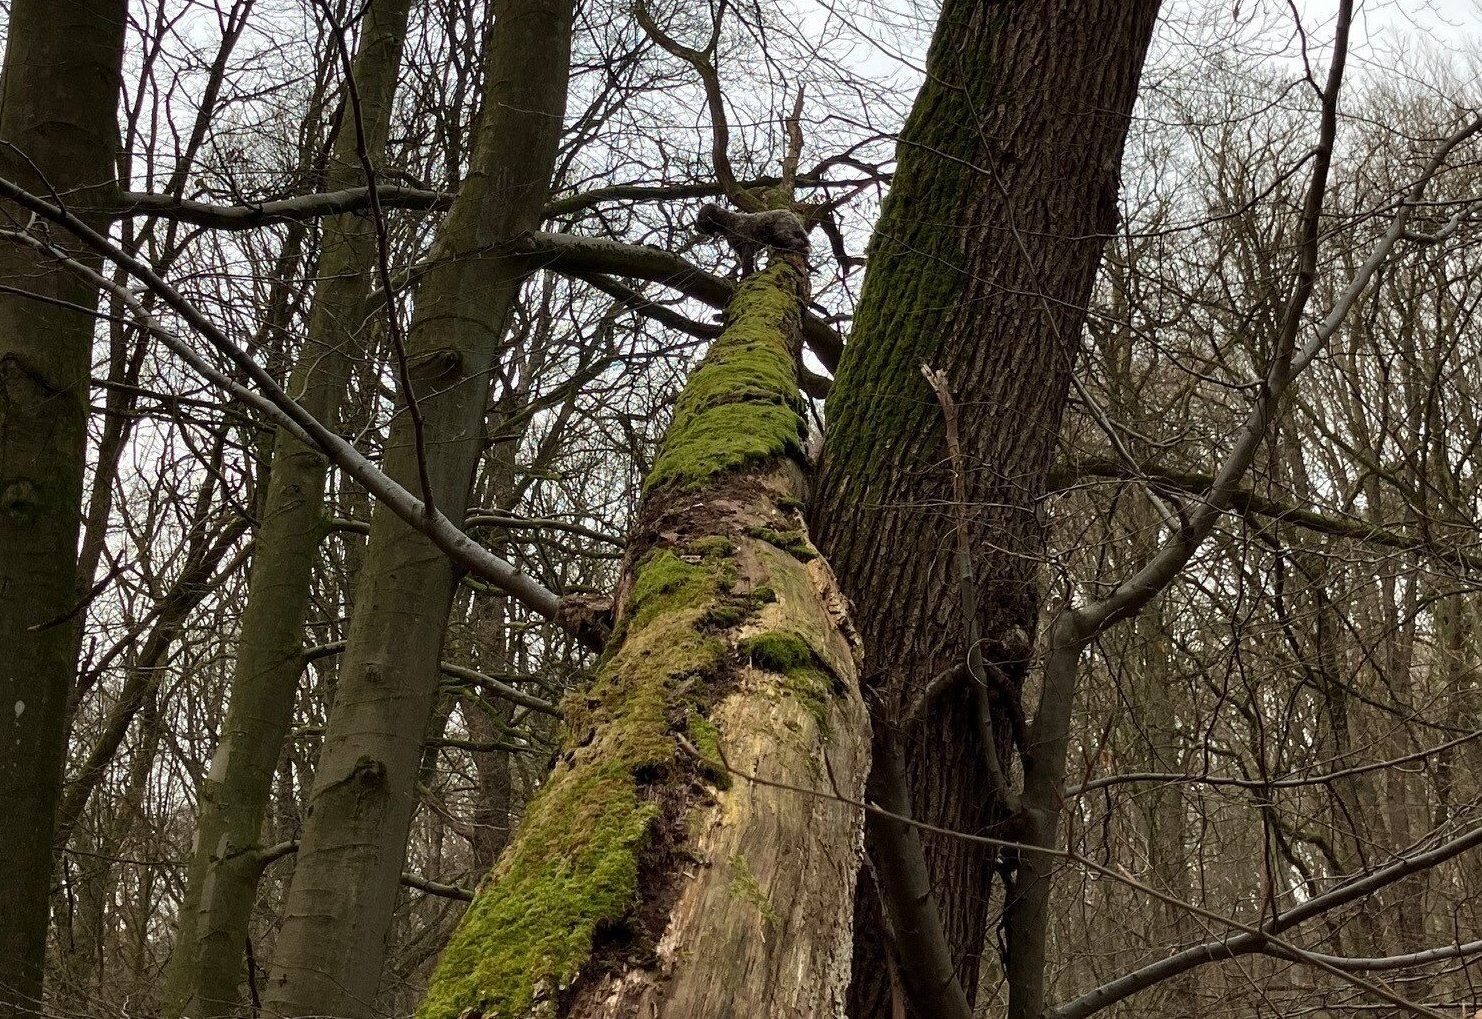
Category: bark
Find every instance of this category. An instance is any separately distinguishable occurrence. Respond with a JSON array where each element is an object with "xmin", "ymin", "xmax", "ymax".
[
  {"xmin": 261, "ymin": 1, "xmax": 576, "ymax": 1014},
  {"xmin": 419, "ymin": 256, "xmax": 869, "ymax": 1019},
  {"xmin": 812, "ymin": 3, "xmax": 1160, "ymax": 1016},
  {"xmin": 161, "ymin": 1, "xmax": 415, "ymax": 1013},
  {"xmin": 0, "ymin": 1, "xmax": 128, "ymax": 1012}
]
